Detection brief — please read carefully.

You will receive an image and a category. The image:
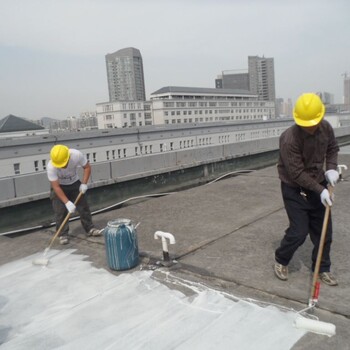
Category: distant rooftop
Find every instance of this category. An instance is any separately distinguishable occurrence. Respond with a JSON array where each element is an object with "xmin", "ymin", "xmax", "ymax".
[
  {"xmin": 0, "ymin": 115, "xmax": 44, "ymax": 133},
  {"xmin": 151, "ymin": 86, "xmax": 254, "ymax": 96},
  {"xmin": 105, "ymin": 47, "xmax": 142, "ymax": 58}
]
